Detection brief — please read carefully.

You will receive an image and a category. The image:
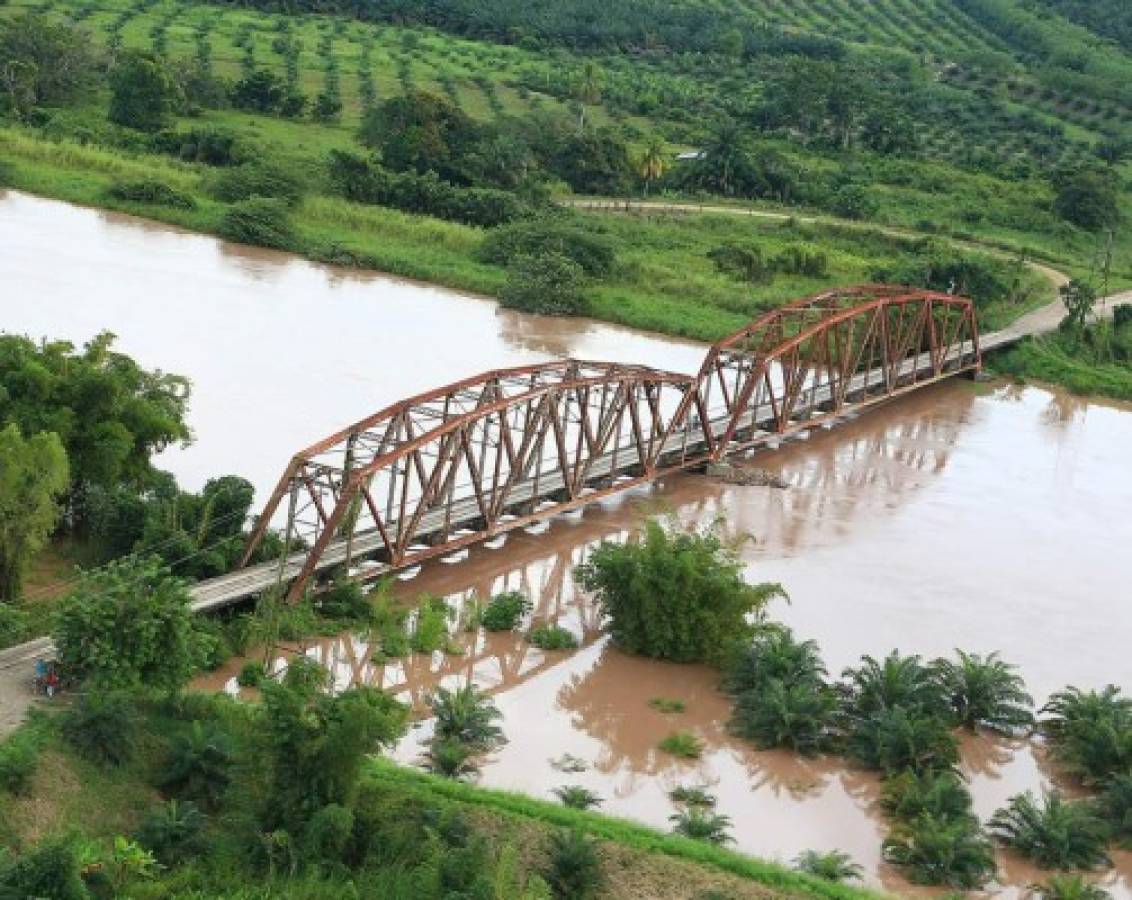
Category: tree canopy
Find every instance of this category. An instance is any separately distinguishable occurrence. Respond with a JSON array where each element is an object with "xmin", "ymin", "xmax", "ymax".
[
  {"xmin": 0, "ymin": 332, "xmax": 191, "ymax": 518},
  {"xmin": 0, "ymin": 424, "xmax": 69, "ymax": 600}
]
